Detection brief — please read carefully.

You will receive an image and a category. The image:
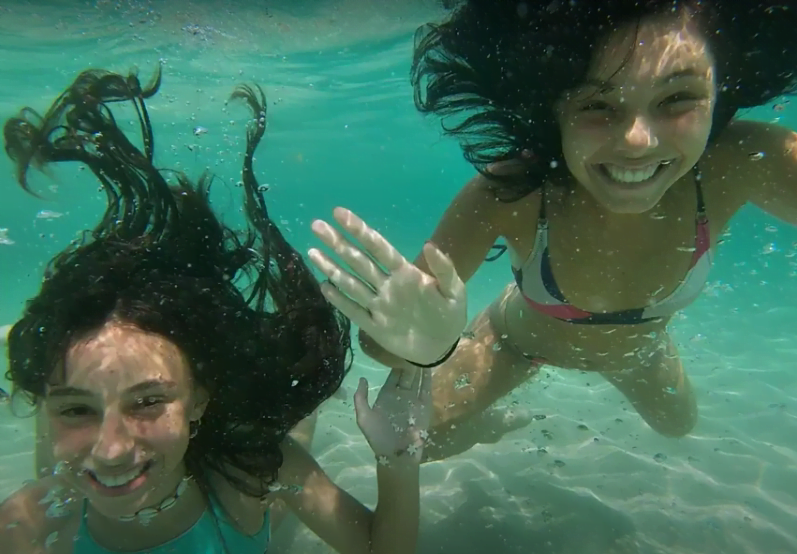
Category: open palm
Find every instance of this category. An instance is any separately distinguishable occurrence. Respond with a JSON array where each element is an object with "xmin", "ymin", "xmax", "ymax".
[
  {"xmin": 308, "ymin": 207, "xmax": 467, "ymax": 366},
  {"xmin": 353, "ymin": 368, "xmax": 432, "ymax": 462}
]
